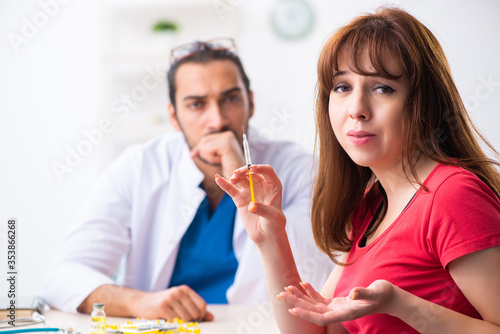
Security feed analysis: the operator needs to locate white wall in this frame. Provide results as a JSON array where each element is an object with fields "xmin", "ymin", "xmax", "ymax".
[
  {"xmin": 0, "ymin": 0, "xmax": 499, "ymax": 300},
  {"xmin": 0, "ymin": 0, "xmax": 102, "ymax": 302}
]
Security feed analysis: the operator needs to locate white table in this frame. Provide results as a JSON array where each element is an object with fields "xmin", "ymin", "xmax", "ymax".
[{"xmin": 43, "ymin": 305, "xmax": 280, "ymax": 334}]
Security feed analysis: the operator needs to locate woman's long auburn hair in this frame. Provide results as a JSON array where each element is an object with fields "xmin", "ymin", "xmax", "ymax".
[{"xmin": 312, "ymin": 7, "xmax": 500, "ymax": 264}]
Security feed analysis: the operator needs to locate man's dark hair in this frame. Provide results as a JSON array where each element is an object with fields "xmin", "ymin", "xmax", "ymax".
[{"xmin": 167, "ymin": 49, "xmax": 251, "ymax": 110}]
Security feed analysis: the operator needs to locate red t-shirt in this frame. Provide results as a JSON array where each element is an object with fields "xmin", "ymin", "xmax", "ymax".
[{"xmin": 334, "ymin": 164, "xmax": 500, "ymax": 333}]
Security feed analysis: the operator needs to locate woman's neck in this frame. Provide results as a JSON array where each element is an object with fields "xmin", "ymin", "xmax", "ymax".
[
  {"xmin": 371, "ymin": 155, "xmax": 438, "ymax": 203},
  {"xmin": 362, "ymin": 156, "xmax": 439, "ymax": 247}
]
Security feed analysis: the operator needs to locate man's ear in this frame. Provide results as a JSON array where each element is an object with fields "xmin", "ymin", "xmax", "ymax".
[
  {"xmin": 168, "ymin": 103, "xmax": 181, "ymax": 131},
  {"xmin": 248, "ymin": 90, "xmax": 254, "ymax": 119}
]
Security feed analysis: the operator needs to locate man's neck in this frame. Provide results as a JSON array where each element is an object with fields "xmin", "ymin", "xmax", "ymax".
[{"xmin": 195, "ymin": 160, "xmax": 225, "ymax": 212}]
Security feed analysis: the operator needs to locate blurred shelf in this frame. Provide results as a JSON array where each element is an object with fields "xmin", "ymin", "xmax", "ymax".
[{"xmin": 105, "ymin": 0, "xmax": 215, "ymax": 10}]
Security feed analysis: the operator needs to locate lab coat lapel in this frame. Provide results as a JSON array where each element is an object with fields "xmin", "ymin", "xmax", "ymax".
[
  {"xmin": 151, "ymin": 143, "xmax": 205, "ymax": 290},
  {"xmin": 232, "ymin": 211, "xmax": 247, "ymax": 260}
]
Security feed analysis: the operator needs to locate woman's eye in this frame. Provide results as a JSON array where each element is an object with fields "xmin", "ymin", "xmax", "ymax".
[
  {"xmin": 374, "ymin": 85, "xmax": 395, "ymax": 94},
  {"xmin": 333, "ymin": 85, "xmax": 350, "ymax": 93}
]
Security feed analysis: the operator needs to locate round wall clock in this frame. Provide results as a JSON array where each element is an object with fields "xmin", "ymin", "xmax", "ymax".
[{"xmin": 270, "ymin": 0, "xmax": 315, "ymax": 40}]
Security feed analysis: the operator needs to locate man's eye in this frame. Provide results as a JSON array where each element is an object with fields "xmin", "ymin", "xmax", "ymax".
[
  {"xmin": 333, "ymin": 85, "xmax": 350, "ymax": 93},
  {"xmin": 374, "ymin": 85, "xmax": 395, "ymax": 94},
  {"xmin": 224, "ymin": 95, "xmax": 241, "ymax": 103},
  {"xmin": 188, "ymin": 101, "xmax": 204, "ymax": 109}
]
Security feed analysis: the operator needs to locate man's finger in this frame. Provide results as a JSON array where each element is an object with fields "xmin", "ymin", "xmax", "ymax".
[
  {"xmin": 189, "ymin": 146, "xmax": 199, "ymax": 159},
  {"xmin": 203, "ymin": 310, "xmax": 215, "ymax": 322},
  {"xmin": 180, "ymin": 285, "xmax": 209, "ymax": 320},
  {"xmin": 190, "ymin": 142, "xmax": 222, "ymax": 165},
  {"xmin": 159, "ymin": 304, "xmax": 177, "ymax": 322},
  {"xmin": 169, "ymin": 300, "xmax": 193, "ymax": 321},
  {"xmin": 178, "ymin": 293, "xmax": 204, "ymax": 321}
]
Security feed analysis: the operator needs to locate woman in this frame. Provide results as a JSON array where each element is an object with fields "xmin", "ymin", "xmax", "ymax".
[{"xmin": 215, "ymin": 7, "xmax": 500, "ymax": 333}]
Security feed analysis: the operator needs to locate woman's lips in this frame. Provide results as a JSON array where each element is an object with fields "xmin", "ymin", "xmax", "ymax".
[{"xmin": 347, "ymin": 130, "xmax": 376, "ymax": 145}]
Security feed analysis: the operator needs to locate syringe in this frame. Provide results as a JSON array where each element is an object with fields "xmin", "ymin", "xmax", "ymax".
[{"xmin": 242, "ymin": 129, "xmax": 255, "ymax": 202}]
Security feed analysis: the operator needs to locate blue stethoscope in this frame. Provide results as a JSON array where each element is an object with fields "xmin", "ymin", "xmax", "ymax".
[{"xmin": 0, "ymin": 311, "xmax": 78, "ymax": 334}]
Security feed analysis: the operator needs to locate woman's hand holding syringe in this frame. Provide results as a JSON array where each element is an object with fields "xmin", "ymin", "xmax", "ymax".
[{"xmin": 215, "ymin": 164, "xmax": 287, "ymax": 246}]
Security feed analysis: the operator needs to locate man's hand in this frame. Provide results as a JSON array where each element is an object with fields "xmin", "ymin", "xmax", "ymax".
[
  {"xmin": 135, "ymin": 285, "xmax": 214, "ymax": 322},
  {"xmin": 78, "ymin": 284, "xmax": 214, "ymax": 322},
  {"xmin": 190, "ymin": 130, "xmax": 245, "ymax": 179}
]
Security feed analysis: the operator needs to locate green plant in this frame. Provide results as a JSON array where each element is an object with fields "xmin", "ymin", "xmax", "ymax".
[{"xmin": 152, "ymin": 20, "xmax": 179, "ymax": 32}]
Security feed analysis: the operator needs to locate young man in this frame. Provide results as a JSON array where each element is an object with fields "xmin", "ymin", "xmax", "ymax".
[{"xmin": 44, "ymin": 39, "xmax": 333, "ymax": 321}]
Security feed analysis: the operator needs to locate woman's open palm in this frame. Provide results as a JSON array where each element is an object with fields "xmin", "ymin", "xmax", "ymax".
[{"xmin": 278, "ymin": 280, "xmax": 395, "ymax": 326}]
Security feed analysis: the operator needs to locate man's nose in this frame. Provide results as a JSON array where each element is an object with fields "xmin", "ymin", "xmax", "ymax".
[
  {"xmin": 348, "ymin": 90, "xmax": 371, "ymax": 121},
  {"xmin": 207, "ymin": 102, "xmax": 229, "ymax": 130}
]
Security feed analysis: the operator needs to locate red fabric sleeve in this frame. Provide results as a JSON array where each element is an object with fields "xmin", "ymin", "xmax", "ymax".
[{"xmin": 426, "ymin": 170, "xmax": 500, "ymax": 268}]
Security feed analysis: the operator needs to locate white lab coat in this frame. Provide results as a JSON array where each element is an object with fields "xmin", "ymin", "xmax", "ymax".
[{"xmin": 44, "ymin": 132, "xmax": 334, "ymax": 312}]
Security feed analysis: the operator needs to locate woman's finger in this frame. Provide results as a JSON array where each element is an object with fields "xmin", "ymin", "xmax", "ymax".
[
  {"xmin": 232, "ymin": 165, "xmax": 250, "ymax": 177},
  {"xmin": 300, "ymin": 282, "xmax": 331, "ymax": 304},
  {"xmin": 277, "ymin": 290, "xmax": 325, "ymax": 312},
  {"xmin": 232, "ymin": 165, "xmax": 280, "ymax": 185},
  {"xmin": 289, "ymin": 307, "xmax": 337, "ymax": 327},
  {"xmin": 285, "ymin": 285, "xmax": 308, "ymax": 299},
  {"xmin": 246, "ymin": 164, "xmax": 281, "ymax": 183},
  {"xmin": 348, "ymin": 279, "xmax": 392, "ymax": 302},
  {"xmin": 229, "ymin": 171, "xmax": 250, "ymax": 189},
  {"xmin": 215, "ymin": 174, "xmax": 241, "ymax": 198},
  {"xmin": 248, "ymin": 201, "xmax": 285, "ymax": 222},
  {"xmin": 348, "ymin": 287, "xmax": 375, "ymax": 302}
]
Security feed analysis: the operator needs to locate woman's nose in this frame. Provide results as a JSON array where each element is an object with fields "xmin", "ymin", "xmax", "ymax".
[{"xmin": 348, "ymin": 90, "xmax": 371, "ymax": 121}]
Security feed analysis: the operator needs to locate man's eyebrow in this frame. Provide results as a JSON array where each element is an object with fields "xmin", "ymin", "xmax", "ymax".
[
  {"xmin": 220, "ymin": 87, "xmax": 241, "ymax": 96},
  {"xmin": 182, "ymin": 87, "xmax": 242, "ymax": 101},
  {"xmin": 183, "ymin": 94, "xmax": 206, "ymax": 101}
]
